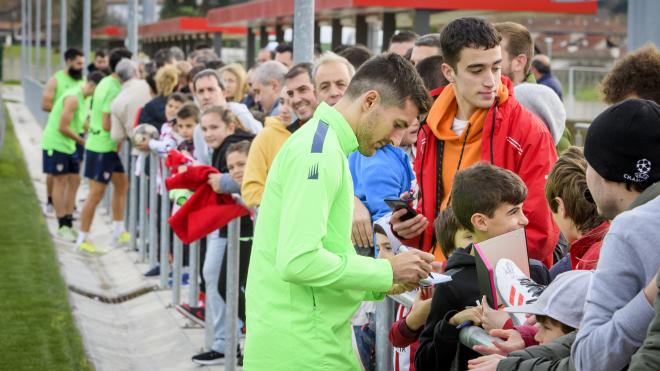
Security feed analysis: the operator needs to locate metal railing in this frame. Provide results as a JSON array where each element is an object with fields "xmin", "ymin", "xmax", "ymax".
[{"xmin": 125, "ymin": 148, "xmax": 244, "ymax": 370}]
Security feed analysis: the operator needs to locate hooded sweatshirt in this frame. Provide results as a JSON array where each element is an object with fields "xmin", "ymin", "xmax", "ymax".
[
  {"xmin": 415, "ymin": 246, "xmax": 481, "ymax": 371},
  {"xmin": 427, "ymin": 82, "xmax": 509, "ymax": 211},
  {"xmin": 403, "ymin": 77, "xmax": 558, "ymax": 266},
  {"xmin": 514, "ymin": 83, "xmax": 566, "ymax": 146}
]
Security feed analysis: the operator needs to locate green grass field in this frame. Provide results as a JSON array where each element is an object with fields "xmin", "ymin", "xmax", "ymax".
[{"xmin": 0, "ymin": 104, "xmax": 92, "ymax": 370}]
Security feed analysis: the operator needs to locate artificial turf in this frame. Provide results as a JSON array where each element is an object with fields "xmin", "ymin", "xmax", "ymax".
[{"xmin": 0, "ymin": 103, "xmax": 92, "ymax": 370}]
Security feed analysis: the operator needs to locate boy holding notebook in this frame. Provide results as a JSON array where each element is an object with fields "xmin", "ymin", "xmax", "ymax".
[{"xmin": 415, "ymin": 162, "xmax": 529, "ymax": 371}]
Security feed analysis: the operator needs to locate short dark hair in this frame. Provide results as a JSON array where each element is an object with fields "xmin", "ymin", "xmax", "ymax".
[
  {"xmin": 391, "ymin": 30, "xmax": 419, "ymax": 44},
  {"xmin": 536, "ymin": 315, "xmax": 575, "ymax": 335},
  {"xmin": 285, "ymin": 62, "xmax": 313, "ymax": 82},
  {"xmin": 338, "ymin": 44, "xmax": 373, "ymax": 70},
  {"xmin": 434, "ymin": 207, "xmax": 463, "ymax": 259},
  {"xmin": 94, "ymin": 50, "xmax": 106, "ymax": 58},
  {"xmin": 176, "ymin": 102, "xmax": 200, "ymax": 122},
  {"xmin": 275, "ymin": 44, "xmax": 293, "ymax": 55},
  {"xmin": 601, "ymin": 44, "xmax": 660, "ymax": 105},
  {"xmin": 451, "ymin": 163, "xmax": 527, "ymax": 232},
  {"xmin": 187, "ymin": 64, "xmax": 206, "ymax": 85},
  {"xmin": 154, "ymin": 48, "xmax": 174, "ymax": 68},
  {"xmin": 546, "ymin": 147, "xmax": 607, "ymax": 234},
  {"xmin": 64, "ymin": 48, "xmax": 83, "ymax": 61},
  {"xmin": 532, "ymin": 58, "xmax": 551, "ymax": 75},
  {"xmin": 440, "ymin": 17, "xmax": 501, "ymax": 69},
  {"xmin": 205, "ymin": 59, "xmax": 226, "ymax": 70},
  {"xmin": 494, "ymin": 22, "xmax": 534, "ymax": 74},
  {"xmin": 226, "ymin": 140, "xmax": 251, "ymax": 157},
  {"xmin": 109, "ymin": 48, "xmax": 133, "ymax": 72},
  {"xmin": 415, "ymin": 55, "xmax": 449, "ymax": 91},
  {"xmin": 87, "ymin": 70, "xmax": 106, "ymax": 85},
  {"xmin": 332, "ymin": 44, "xmax": 350, "ymax": 54},
  {"xmin": 344, "ymin": 52, "xmax": 431, "ymax": 114},
  {"xmin": 168, "ymin": 92, "xmax": 188, "ymax": 104},
  {"xmin": 415, "ymin": 33, "xmax": 442, "ymax": 49}
]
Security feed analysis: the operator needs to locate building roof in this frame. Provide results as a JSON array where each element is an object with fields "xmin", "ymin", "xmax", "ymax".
[
  {"xmin": 139, "ymin": 17, "xmax": 246, "ymax": 40},
  {"xmin": 208, "ymin": 0, "xmax": 597, "ymax": 27}
]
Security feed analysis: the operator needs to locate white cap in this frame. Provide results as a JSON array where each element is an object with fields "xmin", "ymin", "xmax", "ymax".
[{"xmin": 505, "ymin": 270, "xmax": 593, "ymax": 329}]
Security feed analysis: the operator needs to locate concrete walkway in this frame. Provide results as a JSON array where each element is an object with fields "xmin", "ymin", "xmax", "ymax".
[{"xmin": 4, "ymin": 85, "xmax": 229, "ymax": 371}]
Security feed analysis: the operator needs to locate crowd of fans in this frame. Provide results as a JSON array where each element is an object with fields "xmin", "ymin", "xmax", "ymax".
[{"xmin": 37, "ymin": 15, "xmax": 660, "ymax": 370}]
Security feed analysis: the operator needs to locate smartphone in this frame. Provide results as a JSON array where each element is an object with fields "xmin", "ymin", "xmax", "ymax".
[{"xmin": 384, "ymin": 198, "xmax": 418, "ymax": 221}]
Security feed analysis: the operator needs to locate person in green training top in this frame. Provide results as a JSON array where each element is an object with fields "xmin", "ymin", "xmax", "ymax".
[
  {"xmin": 244, "ymin": 53, "xmax": 436, "ymax": 370},
  {"xmin": 41, "ymin": 70, "xmax": 105, "ymax": 241},
  {"xmin": 41, "ymin": 48, "xmax": 86, "ymax": 215},
  {"xmin": 76, "ymin": 48, "xmax": 133, "ymax": 253}
]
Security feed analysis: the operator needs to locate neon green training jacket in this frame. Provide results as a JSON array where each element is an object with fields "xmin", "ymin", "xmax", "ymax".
[{"xmin": 244, "ymin": 102, "xmax": 394, "ymax": 370}]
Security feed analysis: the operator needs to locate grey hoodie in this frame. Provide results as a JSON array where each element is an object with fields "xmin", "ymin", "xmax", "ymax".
[
  {"xmin": 572, "ymin": 189, "xmax": 660, "ymax": 371},
  {"xmin": 514, "ymin": 83, "xmax": 566, "ymax": 145}
]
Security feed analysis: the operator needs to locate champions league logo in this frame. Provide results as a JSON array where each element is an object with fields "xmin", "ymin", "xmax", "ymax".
[{"xmin": 624, "ymin": 159, "xmax": 651, "ymax": 183}]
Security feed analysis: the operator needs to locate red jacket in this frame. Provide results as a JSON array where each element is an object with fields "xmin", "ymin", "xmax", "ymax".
[
  {"xmin": 570, "ymin": 221, "xmax": 610, "ymax": 271},
  {"xmin": 406, "ymin": 77, "xmax": 559, "ymax": 266},
  {"xmin": 166, "ymin": 165, "xmax": 249, "ymax": 244}
]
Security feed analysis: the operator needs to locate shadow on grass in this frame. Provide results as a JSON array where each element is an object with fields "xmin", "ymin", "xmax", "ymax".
[{"xmin": 0, "ymin": 104, "xmax": 92, "ymax": 371}]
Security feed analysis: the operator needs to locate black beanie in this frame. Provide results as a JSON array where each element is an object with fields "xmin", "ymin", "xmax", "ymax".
[{"xmin": 584, "ymin": 99, "xmax": 660, "ymax": 186}]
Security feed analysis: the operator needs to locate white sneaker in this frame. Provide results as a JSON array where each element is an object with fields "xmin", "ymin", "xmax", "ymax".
[
  {"xmin": 56, "ymin": 226, "xmax": 77, "ymax": 242},
  {"xmin": 495, "ymin": 258, "xmax": 546, "ymax": 325}
]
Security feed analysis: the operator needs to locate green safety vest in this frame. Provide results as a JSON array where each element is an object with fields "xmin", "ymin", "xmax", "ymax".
[{"xmin": 41, "ymin": 86, "xmax": 85, "ymax": 155}]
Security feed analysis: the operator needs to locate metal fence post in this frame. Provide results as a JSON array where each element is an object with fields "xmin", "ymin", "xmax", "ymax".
[
  {"xmin": 172, "ymin": 235, "xmax": 183, "ymax": 306},
  {"xmin": 122, "ymin": 143, "xmax": 130, "ymax": 230},
  {"xmin": 138, "ymin": 154, "xmax": 148, "ymax": 261},
  {"xmin": 59, "ymin": 0, "xmax": 66, "ymax": 69},
  {"xmin": 127, "ymin": 0, "xmax": 138, "ymax": 57},
  {"xmin": 293, "ymin": 0, "xmax": 315, "ymax": 64},
  {"xmin": 159, "ymin": 163, "xmax": 171, "ymax": 289},
  {"xmin": 375, "ymin": 297, "xmax": 394, "ymax": 371},
  {"xmin": 225, "ymin": 217, "xmax": 241, "ymax": 370},
  {"xmin": 148, "ymin": 152, "xmax": 159, "ymax": 269},
  {"xmin": 27, "ymin": 0, "xmax": 32, "ymax": 79},
  {"xmin": 82, "ymin": 0, "xmax": 90, "ymax": 77},
  {"xmin": 35, "ymin": 0, "xmax": 41, "ymax": 81},
  {"xmin": 21, "ymin": 0, "xmax": 26, "ymax": 77},
  {"xmin": 46, "ymin": 0, "xmax": 52, "ymax": 85},
  {"xmin": 128, "ymin": 154, "xmax": 138, "ymax": 251},
  {"xmin": 188, "ymin": 240, "xmax": 200, "ymax": 306}
]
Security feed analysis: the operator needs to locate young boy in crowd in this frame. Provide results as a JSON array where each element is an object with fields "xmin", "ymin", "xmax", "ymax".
[
  {"xmin": 545, "ymin": 147, "xmax": 609, "ymax": 277},
  {"xmin": 415, "ymin": 162, "xmax": 529, "ymax": 371},
  {"xmin": 389, "ymin": 207, "xmax": 473, "ymax": 371},
  {"xmin": 136, "ymin": 93, "xmax": 188, "ymax": 154},
  {"xmin": 467, "ymin": 270, "xmax": 593, "ymax": 371}
]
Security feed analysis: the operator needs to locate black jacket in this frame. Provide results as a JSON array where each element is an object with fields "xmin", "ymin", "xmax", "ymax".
[
  {"xmin": 415, "ymin": 245, "xmax": 481, "ymax": 371},
  {"xmin": 211, "ymin": 130, "xmax": 255, "ymax": 173},
  {"xmin": 138, "ymin": 95, "xmax": 168, "ymax": 131}
]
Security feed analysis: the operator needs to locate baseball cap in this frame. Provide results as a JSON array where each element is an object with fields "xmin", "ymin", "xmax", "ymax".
[
  {"xmin": 583, "ymin": 99, "xmax": 660, "ymax": 186},
  {"xmin": 505, "ymin": 270, "xmax": 593, "ymax": 329}
]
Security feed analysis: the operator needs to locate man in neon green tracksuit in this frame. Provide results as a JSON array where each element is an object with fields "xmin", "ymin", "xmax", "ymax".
[{"xmin": 244, "ymin": 54, "xmax": 435, "ymax": 370}]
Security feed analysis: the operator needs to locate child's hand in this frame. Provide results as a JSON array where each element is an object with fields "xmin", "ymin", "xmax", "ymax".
[
  {"xmin": 467, "ymin": 354, "xmax": 505, "ymax": 370},
  {"xmin": 449, "ymin": 306, "xmax": 482, "ymax": 327},
  {"xmin": 481, "ymin": 295, "xmax": 511, "ymax": 331},
  {"xmin": 473, "ymin": 329, "xmax": 525, "ymax": 356},
  {"xmin": 207, "ymin": 173, "xmax": 222, "ymax": 193},
  {"xmin": 405, "ymin": 287, "xmax": 435, "ymax": 331},
  {"xmin": 177, "ymin": 165, "xmax": 188, "ymax": 174}
]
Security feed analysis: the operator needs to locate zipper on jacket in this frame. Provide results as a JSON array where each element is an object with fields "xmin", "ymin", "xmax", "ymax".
[{"xmin": 311, "ymin": 287, "xmax": 317, "ymax": 309}]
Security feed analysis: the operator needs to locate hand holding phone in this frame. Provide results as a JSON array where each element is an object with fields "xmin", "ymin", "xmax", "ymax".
[{"xmin": 385, "ymin": 198, "xmax": 418, "ymax": 221}]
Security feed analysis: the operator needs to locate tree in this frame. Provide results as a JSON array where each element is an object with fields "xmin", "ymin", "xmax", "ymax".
[{"xmin": 67, "ymin": 0, "xmax": 107, "ymax": 48}]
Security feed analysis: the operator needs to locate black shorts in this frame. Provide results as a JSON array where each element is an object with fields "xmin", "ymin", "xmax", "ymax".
[
  {"xmin": 42, "ymin": 149, "xmax": 80, "ymax": 175},
  {"xmin": 84, "ymin": 149, "xmax": 125, "ymax": 184}
]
